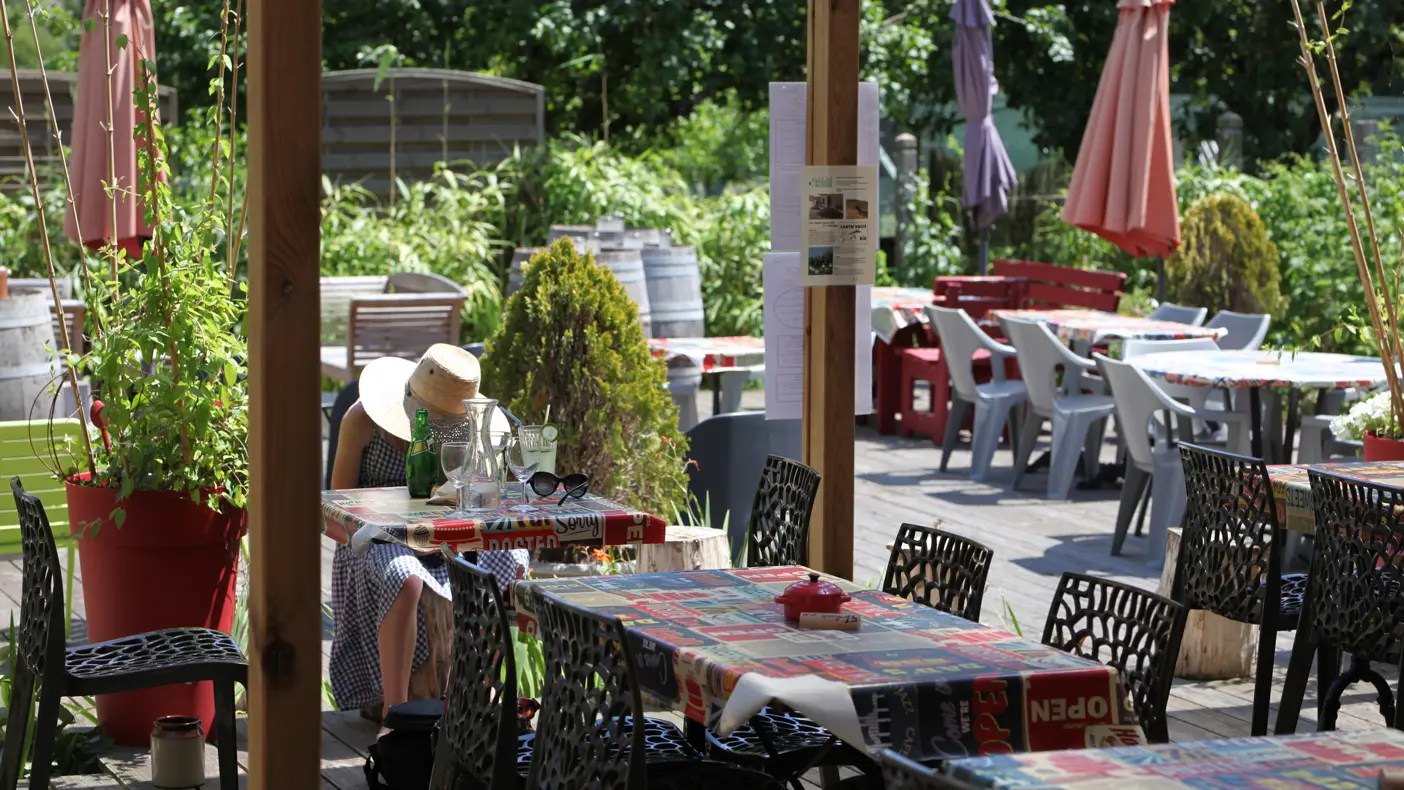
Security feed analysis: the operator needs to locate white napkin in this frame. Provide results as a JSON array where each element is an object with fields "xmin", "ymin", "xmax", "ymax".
[{"xmin": 716, "ymin": 673, "xmax": 867, "ymax": 752}]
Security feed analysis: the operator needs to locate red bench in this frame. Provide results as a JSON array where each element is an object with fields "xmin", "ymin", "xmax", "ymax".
[
  {"xmin": 897, "ymin": 277, "xmax": 1024, "ymax": 441},
  {"xmin": 991, "ymin": 259, "xmax": 1126, "ymax": 312}
]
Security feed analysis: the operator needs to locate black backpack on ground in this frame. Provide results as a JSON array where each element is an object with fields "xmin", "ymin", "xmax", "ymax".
[{"xmin": 364, "ymin": 698, "xmax": 443, "ymax": 790}]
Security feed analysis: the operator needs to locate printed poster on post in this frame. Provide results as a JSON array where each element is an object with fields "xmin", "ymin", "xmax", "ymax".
[{"xmin": 801, "ymin": 165, "xmax": 878, "ymax": 286}]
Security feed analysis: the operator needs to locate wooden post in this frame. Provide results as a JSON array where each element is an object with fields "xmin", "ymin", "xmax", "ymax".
[
  {"xmin": 246, "ymin": 0, "xmax": 323, "ymax": 786},
  {"xmin": 803, "ymin": 0, "xmax": 859, "ymax": 580}
]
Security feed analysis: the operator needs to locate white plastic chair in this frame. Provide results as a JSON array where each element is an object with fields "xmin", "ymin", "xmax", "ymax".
[
  {"xmin": 928, "ymin": 306, "xmax": 1027, "ymax": 482},
  {"xmin": 1147, "ymin": 302, "xmax": 1208, "ymax": 326},
  {"xmin": 1205, "ymin": 310, "xmax": 1271, "ymax": 351},
  {"xmin": 1001, "ymin": 317, "xmax": 1116, "ymax": 499},
  {"xmin": 1096, "ymin": 353, "xmax": 1250, "ymax": 567},
  {"xmin": 1122, "ymin": 337, "xmax": 1234, "ymax": 430}
]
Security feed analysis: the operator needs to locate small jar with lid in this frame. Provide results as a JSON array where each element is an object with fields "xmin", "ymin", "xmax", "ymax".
[{"xmin": 151, "ymin": 715, "xmax": 206, "ymax": 788}]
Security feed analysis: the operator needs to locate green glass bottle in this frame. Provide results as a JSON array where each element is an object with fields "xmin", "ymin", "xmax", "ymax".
[{"xmin": 406, "ymin": 408, "xmax": 437, "ymax": 499}]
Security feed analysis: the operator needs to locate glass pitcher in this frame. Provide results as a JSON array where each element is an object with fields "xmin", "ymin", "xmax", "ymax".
[{"xmin": 461, "ymin": 397, "xmax": 502, "ymax": 512}]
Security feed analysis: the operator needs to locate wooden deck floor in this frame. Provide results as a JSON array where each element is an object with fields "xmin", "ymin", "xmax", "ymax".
[{"xmin": 4, "ymin": 399, "xmax": 1395, "ymax": 786}]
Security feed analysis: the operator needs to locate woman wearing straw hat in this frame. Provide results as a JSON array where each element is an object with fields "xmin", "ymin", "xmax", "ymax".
[{"xmin": 327, "ymin": 344, "xmax": 526, "ymax": 724}]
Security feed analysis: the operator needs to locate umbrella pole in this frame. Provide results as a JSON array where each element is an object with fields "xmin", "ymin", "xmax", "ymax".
[
  {"xmin": 978, "ymin": 226, "xmax": 990, "ymax": 276},
  {"xmin": 1157, "ymin": 257, "xmax": 1166, "ymax": 303}
]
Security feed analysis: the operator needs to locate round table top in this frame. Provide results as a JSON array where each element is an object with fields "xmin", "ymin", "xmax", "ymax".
[{"xmin": 1132, "ymin": 349, "xmax": 1388, "ymax": 389}]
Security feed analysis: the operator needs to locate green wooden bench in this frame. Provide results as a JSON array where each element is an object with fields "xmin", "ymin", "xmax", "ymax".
[{"xmin": 0, "ymin": 418, "xmax": 83, "ymax": 554}]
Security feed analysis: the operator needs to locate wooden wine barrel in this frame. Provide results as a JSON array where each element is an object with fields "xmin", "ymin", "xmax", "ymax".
[
  {"xmin": 509, "ymin": 240, "xmax": 604, "ymax": 296},
  {"xmin": 0, "ymin": 291, "xmax": 58, "ymax": 421},
  {"xmin": 548, "ymin": 224, "xmax": 595, "ymax": 244},
  {"xmin": 596, "ymin": 249, "xmax": 652, "ymax": 337},
  {"xmin": 641, "ymin": 245, "xmax": 705, "ymax": 338},
  {"xmin": 628, "ymin": 228, "xmax": 671, "ymax": 248},
  {"xmin": 507, "ymin": 247, "xmax": 542, "ymax": 297}
]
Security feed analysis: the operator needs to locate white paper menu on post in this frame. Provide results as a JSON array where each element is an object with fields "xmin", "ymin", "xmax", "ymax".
[
  {"xmin": 765, "ymin": 82, "xmax": 877, "ymax": 420},
  {"xmin": 763, "ymin": 256, "xmax": 872, "ymax": 421},
  {"xmin": 769, "ymin": 82, "xmax": 879, "ymax": 252}
]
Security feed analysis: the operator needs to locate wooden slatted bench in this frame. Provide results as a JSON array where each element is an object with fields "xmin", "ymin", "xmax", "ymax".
[{"xmin": 321, "ymin": 291, "xmax": 466, "ymax": 383}]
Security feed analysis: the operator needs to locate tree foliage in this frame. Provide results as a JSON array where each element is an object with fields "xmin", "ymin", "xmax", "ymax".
[
  {"xmin": 998, "ymin": 0, "xmax": 1404, "ymax": 164},
  {"xmin": 480, "ymin": 239, "xmax": 688, "ymax": 518}
]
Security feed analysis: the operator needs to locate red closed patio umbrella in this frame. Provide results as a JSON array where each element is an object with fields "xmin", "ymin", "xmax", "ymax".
[
  {"xmin": 63, "ymin": 0, "xmax": 159, "ymax": 259},
  {"xmin": 1062, "ymin": 0, "xmax": 1179, "ymax": 297}
]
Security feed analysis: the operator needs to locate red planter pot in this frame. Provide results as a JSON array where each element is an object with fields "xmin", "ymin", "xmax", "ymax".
[
  {"xmin": 65, "ymin": 478, "xmax": 245, "ymax": 746},
  {"xmin": 1364, "ymin": 431, "xmax": 1404, "ymax": 462}
]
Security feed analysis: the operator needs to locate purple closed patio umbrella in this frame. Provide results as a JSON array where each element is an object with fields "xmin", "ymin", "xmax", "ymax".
[{"xmin": 952, "ymin": 0, "xmax": 1017, "ymax": 273}]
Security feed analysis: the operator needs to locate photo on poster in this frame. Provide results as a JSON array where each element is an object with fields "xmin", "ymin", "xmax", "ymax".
[{"xmin": 808, "ymin": 246, "xmax": 835, "ymax": 276}]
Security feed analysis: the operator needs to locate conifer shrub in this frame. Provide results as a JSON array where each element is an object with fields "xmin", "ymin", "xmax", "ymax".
[
  {"xmin": 481, "ymin": 238, "xmax": 689, "ymax": 517},
  {"xmin": 1166, "ymin": 192, "xmax": 1285, "ymax": 318}
]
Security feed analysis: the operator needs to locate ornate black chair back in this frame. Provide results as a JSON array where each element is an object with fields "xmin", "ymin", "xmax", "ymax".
[
  {"xmin": 746, "ymin": 455, "xmax": 820, "ymax": 568},
  {"xmin": 1305, "ymin": 468, "xmax": 1404, "ymax": 728},
  {"xmin": 1041, "ymin": 572, "xmax": 1187, "ymax": 743},
  {"xmin": 881, "ymin": 523, "xmax": 992, "ymax": 621},
  {"xmin": 1174, "ymin": 444, "xmax": 1286, "ymax": 624},
  {"xmin": 526, "ymin": 591, "xmax": 646, "ymax": 790},
  {"xmin": 9, "ymin": 478, "xmax": 65, "ymax": 688},
  {"xmin": 434, "ymin": 553, "xmax": 519, "ymax": 790}
]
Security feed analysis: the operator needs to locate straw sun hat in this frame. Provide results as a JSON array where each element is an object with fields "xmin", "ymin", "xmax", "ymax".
[{"xmin": 359, "ymin": 344, "xmax": 508, "ymax": 442}]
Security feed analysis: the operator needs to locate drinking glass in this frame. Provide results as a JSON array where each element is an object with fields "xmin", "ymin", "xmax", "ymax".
[
  {"xmin": 503, "ymin": 435, "xmax": 538, "ymax": 512},
  {"xmin": 519, "ymin": 424, "xmax": 559, "ymax": 475},
  {"xmin": 439, "ymin": 442, "xmax": 471, "ymax": 516}
]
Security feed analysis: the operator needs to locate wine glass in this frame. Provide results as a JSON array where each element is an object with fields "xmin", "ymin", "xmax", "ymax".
[
  {"xmin": 503, "ymin": 435, "xmax": 538, "ymax": 512},
  {"xmin": 439, "ymin": 442, "xmax": 470, "ymax": 517}
]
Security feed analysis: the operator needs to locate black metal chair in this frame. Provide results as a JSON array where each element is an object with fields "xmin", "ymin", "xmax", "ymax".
[
  {"xmin": 1173, "ymin": 443, "xmax": 1306, "ymax": 736},
  {"xmin": 1041, "ymin": 572, "xmax": 1186, "ymax": 743},
  {"xmin": 324, "ymin": 380, "xmax": 360, "ymax": 489},
  {"xmin": 882, "ymin": 523, "xmax": 993, "ymax": 621},
  {"xmin": 526, "ymin": 590, "xmax": 785, "ymax": 790},
  {"xmin": 877, "ymin": 749, "xmax": 978, "ymax": 789},
  {"xmin": 745, "ymin": 455, "xmax": 820, "ymax": 568},
  {"xmin": 1276, "ymin": 469, "xmax": 1404, "ymax": 733},
  {"xmin": 430, "ymin": 553, "xmax": 522, "ymax": 790},
  {"xmin": 4, "ymin": 479, "xmax": 247, "ymax": 790}
]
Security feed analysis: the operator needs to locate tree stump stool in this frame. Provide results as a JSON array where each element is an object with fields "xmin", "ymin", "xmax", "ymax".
[
  {"xmin": 1157, "ymin": 527, "xmax": 1257, "ymax": 680},
  {"xmin": 636, "ymin": 525, "xmax": 732, "ymax": 572}
]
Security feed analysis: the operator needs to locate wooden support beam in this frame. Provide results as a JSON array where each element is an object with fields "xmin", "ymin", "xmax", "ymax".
[
  {"xmin": 803, "ymin": 0, "xmax": 860, "ymax": 580},
  {"xmin": 246, "ymin": 0, "xmax": 323, "ymax": 786}
]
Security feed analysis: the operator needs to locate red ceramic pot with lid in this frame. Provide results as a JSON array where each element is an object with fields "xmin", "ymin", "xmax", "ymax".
[{"xmin": 775, "ymin": 572, "xmax": 852, "ymax": 620}]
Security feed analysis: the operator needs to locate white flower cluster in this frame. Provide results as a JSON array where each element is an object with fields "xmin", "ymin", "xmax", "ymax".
[{"xmin": 1331, "ymin": 390, "xmax": 1398, "ymax": 441}]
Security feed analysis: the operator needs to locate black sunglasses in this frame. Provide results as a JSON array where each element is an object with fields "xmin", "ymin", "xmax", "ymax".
[{"xmin": 529, "ymin": 472, "xmax": 589, "ymax": 505}]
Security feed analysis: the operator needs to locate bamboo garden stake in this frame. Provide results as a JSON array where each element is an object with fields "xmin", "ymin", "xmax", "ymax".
[
  {"xmin": 1290, "ymin": 0, "xmax": 1404, "ymax": 433},
  {"xmin": 0, "ymin": 0, "xmax": 96, "ymax": 476}
]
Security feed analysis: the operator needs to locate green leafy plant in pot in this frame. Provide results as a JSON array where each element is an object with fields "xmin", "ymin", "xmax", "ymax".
[
  {"xmin": 8, "ymin": 2, "xmax": 248, "ymax": 746},
  {"xmin": 1293, "ymin": 0, "xmax": 1404, "ymax": 462}
]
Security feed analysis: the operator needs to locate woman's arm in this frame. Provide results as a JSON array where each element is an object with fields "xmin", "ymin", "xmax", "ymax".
[{"xmin": 326, "ymin": 402, "xmax": 374, "ymax": 544}]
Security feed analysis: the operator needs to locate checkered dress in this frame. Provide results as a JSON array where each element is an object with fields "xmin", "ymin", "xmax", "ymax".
[{"xmin": 329, "ymin": 428, "xmax": 529, "ymax": 711}]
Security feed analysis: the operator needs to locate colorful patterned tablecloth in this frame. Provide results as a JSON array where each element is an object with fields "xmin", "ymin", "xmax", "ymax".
[
  {"xmin": 1267, "ymin": 461, "xmax": 1404, "ymax": 535},
  {"xmin": 648, "ymin": 336, "xmax": 766, "ymax": 373},
  {"xmin": 871, "ymin": 286, "xmax": 936, "ymax": 343},
  {"xmin": 946, "ymin": 727, "xmax": 1404, "ymax": 788},
  {"xmin": 1133, "ymin": 350, "xmax": 1388, "ymax": 390},
  {"xmin": 990, "ymin": 309, "xmax": 1226, "ymax": 345},
  {"xmin": 321, "ymin": 486, "xmax": 666, "ymax": 552},
  {"xmin": 513, "ymin": 566, "xmax": 1144, "ymax": 762}
]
